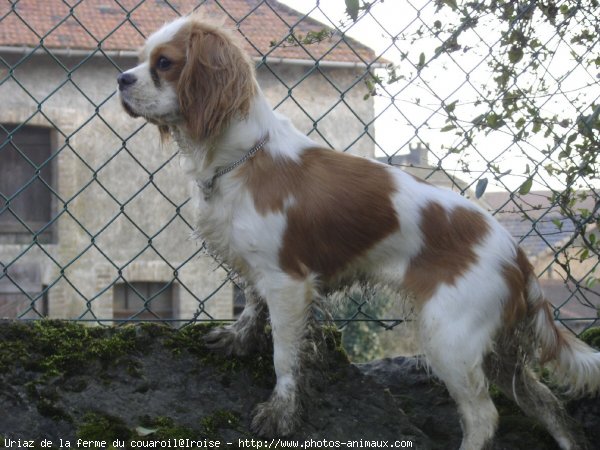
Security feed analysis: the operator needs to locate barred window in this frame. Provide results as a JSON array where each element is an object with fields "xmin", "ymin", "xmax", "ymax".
[{"xmin": 0, "ymin": 124, "xmax": 55, "ymax": 243}]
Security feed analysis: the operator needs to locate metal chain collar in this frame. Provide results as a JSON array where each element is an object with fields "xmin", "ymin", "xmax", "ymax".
[{"xmin": 200, "ymin": 136, "xmax": 268, "ymax": 200}]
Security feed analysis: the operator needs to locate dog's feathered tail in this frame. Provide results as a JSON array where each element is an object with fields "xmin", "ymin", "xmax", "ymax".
[{"xmin": 524, "ymin": 268, "xmax": 600, "ymax": 395}]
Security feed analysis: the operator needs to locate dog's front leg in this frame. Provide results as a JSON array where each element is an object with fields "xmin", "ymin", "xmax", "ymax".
[
  {"xmin": 204, "ymin": 287, "xmax": 269, "ymax": 356},
  {"xmin": 251, "ymin": 275, "xmax": 312, "ymax": 437}
]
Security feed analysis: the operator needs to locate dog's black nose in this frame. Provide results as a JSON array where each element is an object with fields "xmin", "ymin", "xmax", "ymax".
[{"xmin": 117, "ymin": 72, "xmax": 137, "ymax": 90}]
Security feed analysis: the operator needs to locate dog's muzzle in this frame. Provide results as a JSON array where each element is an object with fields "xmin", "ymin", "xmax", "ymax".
[
  {"xmin": 117, "ymin": 72, "xmax": 137, "ymax": 91},
  {"xmin": 117, "ymin": 72, "xmax": 141, "ymax": 118}
]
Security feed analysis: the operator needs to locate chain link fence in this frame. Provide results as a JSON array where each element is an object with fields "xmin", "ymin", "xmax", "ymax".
[{"xmin": 0, "ymin": 0, "xmax": 598, "ymax": 357}]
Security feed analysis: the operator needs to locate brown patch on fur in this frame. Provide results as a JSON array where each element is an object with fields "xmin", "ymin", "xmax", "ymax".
[
  {"xmin": 501, "ymin": 247, "xmax": 531, "ymax": 325},
  {"xmin": 240, "ymin": 148, "xmax": 400, "ymax": 280},
  {"xmin": 149, "ymin": 35, "xmax": 188, "ymax": 84},
  {"xmin": 157, "ymin": 125, "xmax": 171, "ymax": 143},
  {"xmin": 503, "ymin": 247, "xmax": 566, "ymax": 362},
  {"xmin": 238, "ymin": 147, "xmax": 295, "ymax": 215},
  {"xmin": 176, "ymin": 19, "xmax": 256, "ymax": 143},
  {"xmin": 403, "ymin": 202, "xmax": 490, "ymax": 302},
  {"xmin": 531, "ymin": 300, "xmax": 566, "ymax": 363},
  {"xmin": 144, "ymin": 25, "xmax": 192, "ymax": 142}
]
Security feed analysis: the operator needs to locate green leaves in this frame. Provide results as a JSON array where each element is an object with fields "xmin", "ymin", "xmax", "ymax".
[
  {"xmin": 508, "ymin": 45, "xmax": 524, "ymax": 64},
  {"xmin": 475, "ymin": 178, "xmax": 488, "ymax": 198},
  {"xmin": 282, "ymin": 29, "xmax": 332, "ymax": 46},
  {"xmin": 519, "ymin": 177, "xmax": 533, "ymax": 195},
  {"xmin": 441, "ymin": 0, "xmax": 458, "ymax": 10},
  {"xmin": 552, "ymin": 218, "xmax": 564, "ymax": 231},
  {"xmin": 485, "ymin": 112, "xmax": 505, "ymax": 129},
  {"xmin": 417, "ymin": 52, "xmax": 426, "ymax": 69},
  {"xmin": 472, "ymin": 112, "xmax": 506, "ymax": 131},
  {"xmin": 345, "ymin": 0, "xmax": 360, "ymax": 22},
  {"xmin": 444, "ymin": 100, "xmax": 458, "ymax": 114}
]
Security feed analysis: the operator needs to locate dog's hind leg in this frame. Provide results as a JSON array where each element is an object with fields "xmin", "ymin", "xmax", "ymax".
[
  {"xmin": 204, "ymin": 287, "xmax": 269, "ymax": 356},
  {"xmin": 250, "ymin": 274, "xmax": 313, "ymax": 437},
  {"xmin": 419, "ymin": 294, "xmax": 500, "ymax": 450},
  {"xmin": 485, "ymin": 337, "xmax": 589, "ymax": 450},
  {"xmin": 425, "ymin": 352, "xmax": 498, "ymax": 450}
]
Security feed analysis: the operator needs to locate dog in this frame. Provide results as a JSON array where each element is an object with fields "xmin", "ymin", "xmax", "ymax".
[{"xmin": 117, "ymin": 15, "xmax": 600, "ymax": 449}]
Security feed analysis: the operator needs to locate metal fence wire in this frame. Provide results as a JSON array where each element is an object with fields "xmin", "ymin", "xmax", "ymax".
[{"xmin": 0, "ymin": 0, "xmax": 598, "ymax": 353}]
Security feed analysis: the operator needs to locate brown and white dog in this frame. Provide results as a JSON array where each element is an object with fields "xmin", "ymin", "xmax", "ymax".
[{"xmin": 117, "ymin": 15, "xmax": 600, "ymax": 449}]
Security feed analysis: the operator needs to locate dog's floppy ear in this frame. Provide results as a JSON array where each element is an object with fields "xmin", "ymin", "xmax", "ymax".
[
  {"xmin": 157, "ymin": 124, "xmax": 171, "ymax": 144},
  {"xmin": 178, "ymin": 22, "xmax": 256, "ymax": 143}
]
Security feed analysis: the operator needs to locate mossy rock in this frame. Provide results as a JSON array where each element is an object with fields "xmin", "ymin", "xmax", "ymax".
[
  {"xmin": 165, "ymin": 322, "xmax": 276, "ymax": 385},
  {"xmin": 497, "ymin": 415, "xmax": 559, "ymax": 450},
  {"xmin": 1, "ymin": 320, "xmax": 597, "ymax": 448},
  {"xmin": 77, "ymin": 412, "xmax": 132, "ymax": 443},
  {"xmin": 200, "ymin": 410, "xmax": 241, "ymax": 439},
  {"xmin": 74, "ymin": 411, "xmax": 244, "ymax": 448},
  {"xmin": 137, "ymin": 416, "xmax": 199, "ymax": 440},
  {"xmin": 580, "ymin": 327, "xmax": 600, "ymax": 349},
  {"xmin": 0, "ymin": 320, "xmax": 143, "ymax": 378}
]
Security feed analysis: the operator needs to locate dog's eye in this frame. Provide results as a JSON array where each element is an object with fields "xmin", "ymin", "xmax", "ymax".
[{"xmin": 156, "ymin": 56, "xmax": 172, "ymax": 70}]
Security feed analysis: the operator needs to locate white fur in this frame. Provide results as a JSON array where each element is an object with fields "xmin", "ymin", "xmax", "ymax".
[
  {"xmin": 143, "ymin": 16, "xmax": 189, "ymax": 58},
  {"xmin": 120, "ymin": 60, "xmax": 179, "ymax": 121},
  {"xmin": 118, "ymin": 16, "xmax": 600, "ymax": 448}
]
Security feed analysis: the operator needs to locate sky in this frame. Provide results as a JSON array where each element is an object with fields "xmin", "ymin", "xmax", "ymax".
[{"xmin": 277, "ymin": 0, "xmax": 598, "ymax": 194}]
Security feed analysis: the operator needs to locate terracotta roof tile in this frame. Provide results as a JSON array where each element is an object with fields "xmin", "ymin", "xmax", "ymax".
[{"xmin": 0, "ymin": 0, "xmax": 378, "ymax": 64}]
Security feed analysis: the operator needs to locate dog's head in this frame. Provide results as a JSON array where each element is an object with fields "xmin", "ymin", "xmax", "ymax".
[{"xmin": 117, "ymin": 16, "xmax": 256, "ymax": 142}]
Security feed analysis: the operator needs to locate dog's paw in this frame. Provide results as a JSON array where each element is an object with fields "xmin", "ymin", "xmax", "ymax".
[
  {"xmin": 204, "ymin": 323, "xmax": 270, "ymax": 356},
  {"xmin": 250, "ymin": 394, "xmax": 300, "ymax": 437},
  {"xmin": 203, "ymin": 326, "xmax": 239, "ymax": 355}
]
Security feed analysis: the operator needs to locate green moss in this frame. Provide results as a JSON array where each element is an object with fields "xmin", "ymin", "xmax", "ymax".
[
  {"xmin": 166, "ymin": 323, "xmax": 238, "ymax": 371},
  {"xmin": 0, "ymin": 320, "xmax": 142, "ymax": 378},
  {"xmin": 25, "ymin": 380, "xmax": 40, "ymax": 398},
  {"xmin": 580, "ymin": 327, "xmax": 600, "ymax": 349},
  {"xmin": 489, "ymin": 384, "xmax": 560, "ymax": 448},
  {"xmin": 138, "ymin": 416, "xmax": 198, "ymax": 440},
  {"xmin": 489, "ymin": 384, "xmax": 521, "ymax": 416},
  {"xmin": 0, "ymin": 321, "xmax": 35, "ymax": 372},
  {"xmin": 63, "ymin": 376, "xmax": 89, "ymax": 393},
  {"xmin": 165, "ymin": 323, "xmax": 275, "ymax": 384},
  {"xmin": 200, "ymin": 410, "xmax": 240, "ymax": 438},
  {"xmin": 165, "ymin": 323, "xmax": 221, "ymax": 356},
  {"xmin": 87, "ymin": 326, "xmax": 140, "ymax": 362},
  {"xmin": 77, "ymin": 412, "xmax": 132, "ymax": 443},
  {"xmin": 136, "ymin": 322, "xmax": 173, "ymax": 339},
  {"xmin": 136, "ymin": 414, "xmax": 246, "ymax": 446},
  {"xmin": 320, "ymin": 325, "xmax": 350, "ymax": 365},
  {"xmin": 22, "ymin": 372, "xmax": 72, "ymax": 423},
  {"xmin": 36, "ymin": 397, "xmax": 72, "ymax": 423},
  {"xmin": 248, "ymin": 354, "xmax": 275, "ymax": 384},
  {"xmin": 497, "ymin": 415, "xmax": 558, "ymax": 449},
  {"xmin": 78, "ymin": 415, "xmax": 229, "ymax": 448},
  {"xmin": 125, "ymin": 360, "xmax": 144, "ymax": 379}
]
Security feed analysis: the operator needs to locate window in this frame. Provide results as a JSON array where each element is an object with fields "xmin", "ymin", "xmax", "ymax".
[
  {"xmin": 0, "ymin": 124, "xmax": 55, "ymax": 243},
  {"xmin": 0, "ymin": 264, "xmax": 44, "ymax": 318},
  {"xmin": 113, "ymin": 281, "xmax": 174, "ymax": 320}
]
